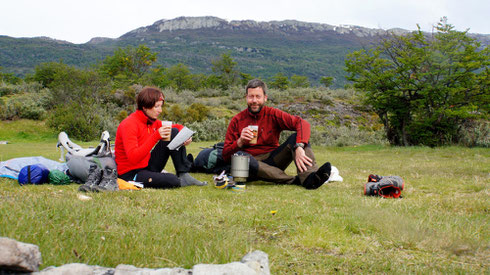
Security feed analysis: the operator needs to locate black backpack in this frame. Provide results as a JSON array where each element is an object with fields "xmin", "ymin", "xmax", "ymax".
[{"xmin": 192, "ymin": 142, "xmax": 230, "ymax": 174}]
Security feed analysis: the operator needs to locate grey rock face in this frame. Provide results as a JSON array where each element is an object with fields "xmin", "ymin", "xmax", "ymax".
[
  {"xmin": 114, "ymin": 264, "xmax": 191, "ymax": 275},
  {"xmin": 2, "ymin": 237, "xmax": 269, "ymax": 275},
  {"xmin": 193, "ymin": 262, "xmax": 258, "ymax": 275},
  {"xmin": 36, "ymin": 263, "xmax": 113, "ymax": 275},
  {"xmin": 241, "ymin": 250, "xmax": 270, "ymax": 275},
  {"xmin": 129, "ymin": 16, "xmax": 407, "ymax": 38},
  {"xmin": 0, "ymin": 237, "xmax": 42, "ymax": 273}
]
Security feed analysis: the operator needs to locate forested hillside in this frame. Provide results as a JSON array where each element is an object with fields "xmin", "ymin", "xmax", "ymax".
[{"xmin": 0, "ymin": 17, "xmax": 406, "ymax": 88}]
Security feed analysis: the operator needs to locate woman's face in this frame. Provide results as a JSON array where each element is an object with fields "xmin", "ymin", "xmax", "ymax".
[{"xmin": 143, "ymin": 100, "xmax": 163, "ymax": 120}]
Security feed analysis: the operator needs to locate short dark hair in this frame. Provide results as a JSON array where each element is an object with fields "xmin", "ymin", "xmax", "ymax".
[
  {"xmin": 136, "ymin": 86, "xmax": 165, "ymax": 110},
  {"xmin": 245, "ymin": 79, "xmax": 267, "ymax": 95}
]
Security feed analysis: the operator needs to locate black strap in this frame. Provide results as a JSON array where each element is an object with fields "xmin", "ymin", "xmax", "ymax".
[{"xmin": 27, "ymin": 165, "xmax": 31, "ymax": 184}]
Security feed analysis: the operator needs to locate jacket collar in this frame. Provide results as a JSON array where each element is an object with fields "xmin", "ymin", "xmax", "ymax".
[
  {"xmin": 134, "ymin": 109, "xmax": 153, "ymax": 124},
  {"xmin": 247, "ymin": 105, "xmax": 266, "ymax": 119}
]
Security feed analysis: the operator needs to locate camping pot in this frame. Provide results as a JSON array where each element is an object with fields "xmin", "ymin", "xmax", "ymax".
[{"xmin": 231, "ymin": 153, "xmax": 250, "ymax": 182}]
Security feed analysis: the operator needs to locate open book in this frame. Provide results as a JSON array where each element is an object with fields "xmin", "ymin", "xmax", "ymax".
[{"xmin": 167, "ymin": 126, "xmax": 195, "ymax": 150}]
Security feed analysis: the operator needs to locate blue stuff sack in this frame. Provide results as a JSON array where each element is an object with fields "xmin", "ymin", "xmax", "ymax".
[{"xmin": 18, "ymin": 164, "xmax": 50, "ymax": 185}]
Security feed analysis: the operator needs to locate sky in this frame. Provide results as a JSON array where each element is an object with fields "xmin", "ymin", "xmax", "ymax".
[{"xmin": 1, "ymin": 0, "xmax": 489, "ymax": 44}]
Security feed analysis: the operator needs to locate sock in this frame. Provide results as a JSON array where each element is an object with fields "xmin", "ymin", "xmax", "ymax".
[
  {"xmin": 179, "ymin": 173, "xmax": 207, "ymax": 187},
  {"xmin": 302, "ymin": 162, "xmax": 331, "ymax": 190}
]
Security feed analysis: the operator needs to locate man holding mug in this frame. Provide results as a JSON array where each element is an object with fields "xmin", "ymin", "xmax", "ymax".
[{"xmin": 222, "ymin": 79, "xmax": 331, "ymax": 189}]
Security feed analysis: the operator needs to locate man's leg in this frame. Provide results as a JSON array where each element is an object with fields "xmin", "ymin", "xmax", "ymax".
[
  {"xmin": 260, "ymin": 134, "xmax": 317, "ymax": 183},
  {"xmin": 262, "ymin": 133, "xmax": 330, "ymax": 189},
  {"xmin": 238, "ymin": 151, "xmax": 296, "ymax": 184}
]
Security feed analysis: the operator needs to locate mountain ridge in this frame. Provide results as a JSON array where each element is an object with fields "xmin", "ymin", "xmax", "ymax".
[{"xmin": 1, "ymin": 16, "xmax": 488, "ymax": 87}]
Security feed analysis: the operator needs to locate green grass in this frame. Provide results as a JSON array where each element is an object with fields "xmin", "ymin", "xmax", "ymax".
[{"xmin": 0, "ymin": 121, "xmax": 489, "ymax": 273}]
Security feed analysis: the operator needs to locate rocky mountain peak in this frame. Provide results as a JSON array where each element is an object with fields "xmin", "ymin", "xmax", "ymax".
[
  {"xmin": 126, "ymin": 16, "xmax": 408, "ymax": 38},
  {"xmin": 154, "ymin": 16, "xmax": 228, "ymax": 32}
]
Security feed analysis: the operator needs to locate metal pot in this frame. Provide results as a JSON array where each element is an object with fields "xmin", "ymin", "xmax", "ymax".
[{"xmin": 231, "ymin": 154, "xmax": 250, "ymax": 182}]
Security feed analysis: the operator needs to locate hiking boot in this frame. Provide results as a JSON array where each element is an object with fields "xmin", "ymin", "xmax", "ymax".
[
  {"xmin": 179, "ymin": 173, "xmax": 207, "ymax": 187},
  {"xmin": 95, "ymin": 167, "xmax": 119, "ymax": 191},
  {"xmin": 380, "ymin": 176, "xmax": 405, "ymax": 190},
  {"xmin": 364, "ymin": 175, "xmax": 404, "ymax": 196},
  {"xmin": 368, "ymin": 174, "xmax": 382, "ymax": 182},
  {"xmin": 78, "ymin": 164, "xmax": 102, "ymax": 192},
  {"xmin": 364, "ymin": 181, "xmax": 379, "ymax": 196},
  {"xmin": 302, "ymin": 162, "xmax": 331, "ymax": 190}
]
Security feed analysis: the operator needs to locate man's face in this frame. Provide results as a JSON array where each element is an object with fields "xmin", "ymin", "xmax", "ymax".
[{"xmin": 246, "ymin": 87, "xmax": 267, "ymax": 113}]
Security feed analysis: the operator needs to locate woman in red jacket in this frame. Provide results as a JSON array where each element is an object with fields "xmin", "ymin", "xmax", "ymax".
[{"xmin": 115, "ymin": 87, "xmax": 206, "ymax": 188}]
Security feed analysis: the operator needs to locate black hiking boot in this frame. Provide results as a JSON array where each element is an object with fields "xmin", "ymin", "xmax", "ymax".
[
  {"xmin": 95, "ymin": 167, "xmax": 119, "ymax": 191},
  {"xmin": 302, "ymin": 162, "xmax": 331, "ymax": 190},
  {"xmin": 78, "ymin": 164, "xmax": 102, "ymax": 192}
]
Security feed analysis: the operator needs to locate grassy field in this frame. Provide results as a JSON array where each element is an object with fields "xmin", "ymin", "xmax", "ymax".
[{"xmin": 0, "ymin": 121, "xmax": 488, "ymax": 274}]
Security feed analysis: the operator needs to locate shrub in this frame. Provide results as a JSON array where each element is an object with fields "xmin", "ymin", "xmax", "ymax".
[
  {"xmin": 225, "ymin": 86, "xmax": 243, "ymax": 100},
  {"xmin": 162, "ymin": 89, "xmax": 196, "ymax": 106},
  {"xmin": 185, "ymin": 103, "xmax": 210, "ymax": 123},
  {"xmin": 329, "ymin": 88, "xmax": 358, "ymax": 100},
  {"xmin": 457, "ymin": 120, "xmax": 489, "ymax": 147},
  {"xmin": 187, "ymin": 118, "xmax": 229, "ymax": 141},
  {"xmin": 309, "ymin": 126, "xmax": 387, "ymax": 147},
  {"xmin": 47, "ymin": 102, "xmax": 102, "ymax": 141},
  {"xmin": 195, "ymin": 88, "xmax": 227, "ymax": 98},
  {"xmin": 0, "ymin": 82, "xmax": 44, "ymax": 97},
  {"xmin": 0, "ymin": 88, "xmax": 50, "ymax": 120}
]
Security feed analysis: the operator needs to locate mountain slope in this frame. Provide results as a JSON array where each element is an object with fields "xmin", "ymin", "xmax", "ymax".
[{"xmin": 1, "ymin": 16, "xmax": 488, "ymax": 87}]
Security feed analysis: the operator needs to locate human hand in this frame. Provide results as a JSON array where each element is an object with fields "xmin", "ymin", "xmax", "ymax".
[
  {"xmin": 294, "ymin": 146, "xmax": 313, "ymax": 173},
  {"xmin": 237, "ymin": 127, "xmax": 254, "ymax": 148},
  {"xmin": 183, "ymin": 137, "xmax": 192, "ymax": 146},
  {"xmin": 158, "ymin": 126, "xmax": 172, "ymax": 140}
]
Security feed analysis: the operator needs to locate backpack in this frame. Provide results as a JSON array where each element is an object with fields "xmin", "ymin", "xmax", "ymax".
[
  {"xmin": 192, "ymin": 142, "xmax": 230, "ymax": 174},
  {"xmin": 364, "ymin": 174, "xmax": 405, "ymax": 198},
  {"xmin": 18, "ymin": 164, "xmax": 50, "ymax": 185},
  {"xmin": 66, "ymin": 155, "xmax": 116, "ymax": 183},
  {"xmin": 58, "ymin": 131, "xmax": 116, "ymax": 183}
]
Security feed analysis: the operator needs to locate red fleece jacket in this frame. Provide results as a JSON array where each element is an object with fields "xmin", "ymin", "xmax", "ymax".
[
  {"xmin": 115, "ymin": 110, "xmax": 183, "ymax": 175},
  {"xmin": 222, "ymin": 106, "xmax": 310, "ymax": 162}
]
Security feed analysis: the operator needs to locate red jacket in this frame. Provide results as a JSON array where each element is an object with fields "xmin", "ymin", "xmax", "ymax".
[
  {"xmin": 115, "ymin": 110, "xmax": 183, "ymax": 175},
  {"xmin": 222, "ymin": 106, "xmax": 310, "ymax": 162}
]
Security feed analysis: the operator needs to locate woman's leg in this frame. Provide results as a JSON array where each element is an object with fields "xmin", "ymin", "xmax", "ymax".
[
  {"xmin": 146, "ymin": 128, "xmax": 179, "ymax": 172},
  {"xmin": 135, "ymin": 170, "xmax": 181, "ymax": 189},
  {"xmin": 119, "ymin": 168, "xmax": 181, "ymax": 189},
  {"xmin": 145, "ymin": 128, "xmax": 205, "ymax": 186}
]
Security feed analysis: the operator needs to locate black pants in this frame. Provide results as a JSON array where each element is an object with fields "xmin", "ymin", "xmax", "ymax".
[
  {"xmin": 237, "ymin": 134, "xmax": 319, "ymax": 185},
  {"xmin": 119, "ymin": 128, "xmax": 192, "ymax": 188}
]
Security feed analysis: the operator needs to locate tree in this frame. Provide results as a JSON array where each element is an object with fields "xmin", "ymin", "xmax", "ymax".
[
  {"xmin": 0, "ymin": 67, "xmax": 21, "ymax": 84},
  {"xmin": 166, "ymin": 63, "xmax": 196, "ymax": 92},
  {"xmin": 43, "ymin": 65, "xmax": 114, "ymax": 141},
  {"xmin": 290, "ymin": 75, "xmax": 310, "ymax": 88},
  {"xmin": 345, "ymin": 18, "xmax": 489, "ymax": 146},
  {"xmin": 100, "ymin": 45, "xmax": 157, "ymax": 85},
  {"xmin": 30, "ymin": 61, "xmax": 71, "ymax": 88},
  {"xmin": 240, "ymin": 72, "xmax": 254, "ymax": 87},
  {"xmin": 320, "ymin": 76, "xmax": 333, "ymax": 88},
  {"xmin": 269, "ymin": 73, "xmax": 290, "ymax": 90},
  {"xmin": 140, "ymin": 65, "xmax": 171, "ymax": 88},
  {"xmin": 211, "ymin": 53, "xmax": 240, "ymax": 90}
]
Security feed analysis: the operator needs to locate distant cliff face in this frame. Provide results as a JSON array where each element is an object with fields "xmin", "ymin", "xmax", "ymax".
[{"xmin": 125, "ymin": 16, "xmax": 408, "ymax": 38}]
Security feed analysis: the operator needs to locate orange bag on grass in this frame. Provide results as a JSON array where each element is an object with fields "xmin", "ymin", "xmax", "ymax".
[{"xmin": 117, "ymin": 178, "xmax": 142, "ymax": 190}]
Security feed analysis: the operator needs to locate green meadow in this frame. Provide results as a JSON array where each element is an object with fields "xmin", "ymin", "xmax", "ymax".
[{"xmin": 0, "ymin": 120, "xmax": 488, "ymax": 274}]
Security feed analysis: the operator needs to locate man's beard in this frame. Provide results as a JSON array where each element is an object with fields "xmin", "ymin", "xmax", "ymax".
[{"xmin": 248, "ymin": 103, "xmax": 263, "ymax": 114}]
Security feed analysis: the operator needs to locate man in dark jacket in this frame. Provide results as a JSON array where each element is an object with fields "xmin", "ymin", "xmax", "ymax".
[{"xmin": 223, "ymin": 79, "xmax": 331, "ymax": 189}]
